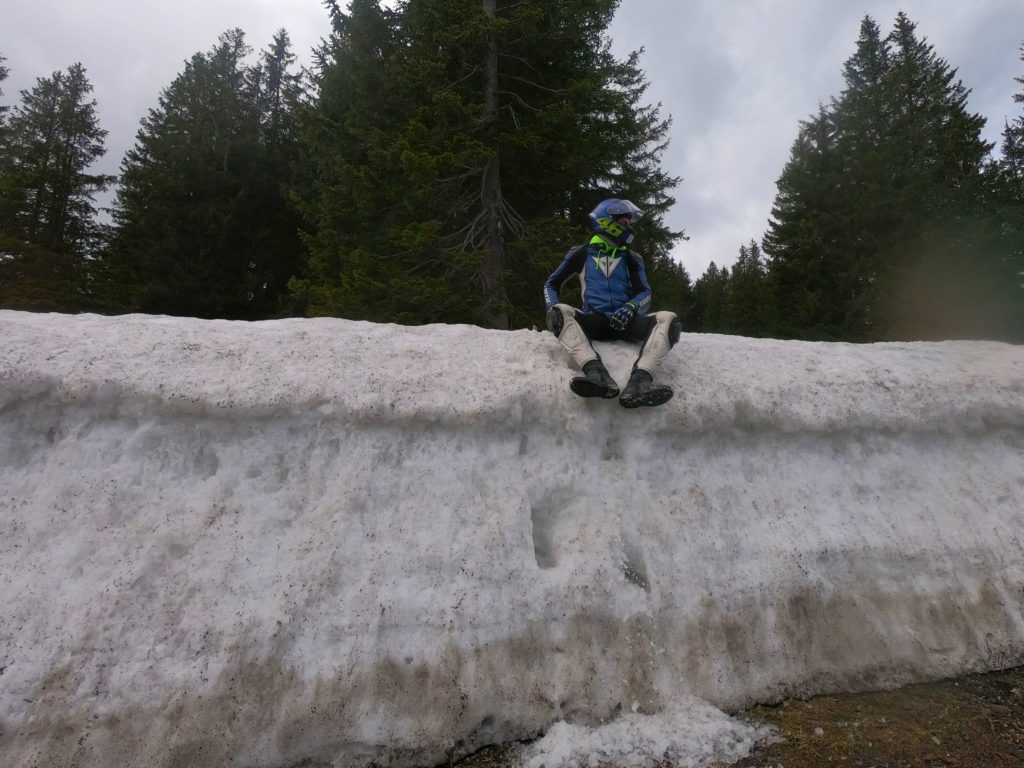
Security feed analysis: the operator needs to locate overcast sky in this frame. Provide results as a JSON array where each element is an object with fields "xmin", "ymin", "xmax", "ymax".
[{"xmin": 2, "ymin": 1, "xmax": 1022, "ymax": 279}]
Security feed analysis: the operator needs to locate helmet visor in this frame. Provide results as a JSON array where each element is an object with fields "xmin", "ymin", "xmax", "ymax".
[{"xmin": 605, "ymin": 199, "xmax": 644, "ymax": 223}]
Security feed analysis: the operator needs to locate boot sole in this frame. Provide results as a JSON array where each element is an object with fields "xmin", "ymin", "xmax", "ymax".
[
  {"xmin": 570, "ymin": 378, "xmax": 620, "ymax": 399},
  {"xmin": 619, "ymin": 386, "xmax": 673, "ymax": 408}
]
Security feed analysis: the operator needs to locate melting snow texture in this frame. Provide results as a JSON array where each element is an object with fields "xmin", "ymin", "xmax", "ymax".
[{"xmin": 1, "ymin": 310, "xmax": 1023, "ymax": 768}]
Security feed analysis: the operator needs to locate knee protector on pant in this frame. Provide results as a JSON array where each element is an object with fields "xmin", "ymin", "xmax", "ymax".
[
  {"xmin": 669, "ymin": 317, "xmax": 682, "ymax": 346},
  {"xmin": 545, "ymin": 306, "xmax": 563, "ymax": 336},
  {"xmin": 637, "ymin": 311, "xmax": 679, "ymax": 375},
  {"xmin": 551, "ymin": 303, "xmax": 598, "ymax": 369}
]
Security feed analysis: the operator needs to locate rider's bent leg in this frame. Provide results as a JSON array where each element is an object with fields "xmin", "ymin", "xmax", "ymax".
[
  {"xmin": 547, "ymin": 303, "xmax": 599, "ymax": 370},
  {"xmin": 635, "ymin": 311, "xmax": 681, "ymax": 376}
]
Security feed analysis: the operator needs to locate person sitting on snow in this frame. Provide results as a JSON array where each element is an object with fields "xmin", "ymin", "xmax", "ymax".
[{"xmin": 543, "ymin": 198, "xmax": 682, "ymax": 408}]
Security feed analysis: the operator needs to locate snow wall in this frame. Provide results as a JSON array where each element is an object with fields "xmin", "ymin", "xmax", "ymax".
[{"xmin": 2, "ymin": 310, "xmax": 1024, "ymax": 768}]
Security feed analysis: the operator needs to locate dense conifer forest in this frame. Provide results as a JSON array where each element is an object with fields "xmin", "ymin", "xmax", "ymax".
[{"xmin": 1, "ymin": 4, "xmax": 1021, "ymax": 341}]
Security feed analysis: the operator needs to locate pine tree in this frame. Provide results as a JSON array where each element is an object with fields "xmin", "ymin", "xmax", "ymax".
[
  {"xmin": 878, "ymin": 14, "xmax": 1009, "ymax": 340},
  {"xmin": 692, "ymin": 262, "xmax": 730, "ymax": 333},
  {"xmin": 292, "ymin": 0, "xmax": 683, "ymax": 329},
  {"xmin": 764, "ymin": 18, "xmax": 902, "ymax": 341},
  {"xmin": 289, "ymin": 0, "xmax": 411, "ymax": 323},
  {"xmin": 0, "ymin": 63, "xmax": 112, "ymax": 311},
  {"xmin": 727, "ymin": 240, "xmax": 770, "ymax": 337},
  {"xmin": 764, "ymin": 13, "xmax": 1009, "ymax": 341},
  {"xmin": 763, "ymin": 105, "xmax": 847, "ymax": 339},
  {"xmin": 0, "ymin": 51, "xmax": 9, "ymax": 234},
  {"xmin": 252, "ymin": 30, "xmax": 301, "ymax": 150},
  {"xmin": 245, "ymin": 30, "xmax": 309, "ymax": 316},
  {"xmin": 989, "ymin": 42, "xmax": 1024, "ymax": 340},
  {"xmin": 0, "ymin": 52, "xmax": 9, "ymax": 124},
  {"xmin": 644, "ymin": 248, "xmax": 694, "ymax": 327},
  {"xmin": 1001, "ymin": 43, "xmax": 1024, "ymax": 186},
  {"xmin": 101, "ymin": 29, "xmax": 306, "ymax": 318}
]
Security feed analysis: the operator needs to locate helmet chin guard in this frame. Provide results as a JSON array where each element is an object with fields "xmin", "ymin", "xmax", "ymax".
[{"xmin": 589, "ymin": 198, "xmax": 644, "ymax": 245}]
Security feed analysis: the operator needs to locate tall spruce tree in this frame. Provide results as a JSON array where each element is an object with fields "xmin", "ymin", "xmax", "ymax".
[
  {"xmin": 0, "ymin": 63, "xmax": 112, "ymax": 311},
  {"xmin": 990, "ymin": 42, "xmax": 1024, "ymax": 339},
  {"xmin": 644, "ymin": 248, "xmax": 694, "ymax": 326},
  {"xmin": 726, "ymin": 240, "xmax": 770, "ymax": 337},
  {"xmin": 0, "ymin": 52, "xmax": 9, "ymax": 231},
  {"xmin": 292, "ymin": 0, "xmax": 684, "ymax": 329},
  {"xmin": 289, "ymin": 0, "xmax": 408, "ymax": 323},
  {"xmin": 878, "ymin": 15, "xmax": 1014, "ymax": 340},
  {"xmin": 101, "ymin": 29, "xmax": 305, "ymax": 318},
  {"xmin": 764, "ymin": 14, "xmax": 1013, "ymax": 341},
  {"xmin": 763, "ymin": 105, "xmax": 848, "ymax": 339},
  {"xmin": 1002, "ymin": 43, "xmax": 1024, "ymax": 185},
  {"xmin": 692, "ymin": 262, "xmax": 729, "ymax": 333},
  {"xmin": 246, "ymin": 30, "xmax": 309, "ymax": 316},
  {"xmin": 0, "ymin": 52, "xmax": 9, "ymax": 124}
]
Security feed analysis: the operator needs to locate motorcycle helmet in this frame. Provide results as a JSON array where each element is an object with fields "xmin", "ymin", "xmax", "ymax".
[{"xmin": 589, "ymin": 198, "xmax": 644, "ymax": 245}]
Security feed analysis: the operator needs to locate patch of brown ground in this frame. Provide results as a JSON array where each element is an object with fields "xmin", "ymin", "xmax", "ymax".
[
  {"xmin": 455, "ymin": 666, "xmax": 1024, "ymax": 768},
  {"xmin": 724, "ymin": 666, "xmax": 1024, "ymax": 768}
]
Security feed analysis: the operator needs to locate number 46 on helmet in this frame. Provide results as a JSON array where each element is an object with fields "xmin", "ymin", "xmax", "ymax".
[{"xmin": 589, "ymin": 198, "xmax": 644, "ymax": 246}]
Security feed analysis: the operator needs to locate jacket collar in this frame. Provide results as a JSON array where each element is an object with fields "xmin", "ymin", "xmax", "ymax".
[{"xmin": 590, "ymin": 234, "xmax": 626, "ymax": 253}]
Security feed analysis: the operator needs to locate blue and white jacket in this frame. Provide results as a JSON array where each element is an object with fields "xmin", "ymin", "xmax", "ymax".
[{"xmin": 543, "ymin": 235, "xmax": 653, "ymax": 317}]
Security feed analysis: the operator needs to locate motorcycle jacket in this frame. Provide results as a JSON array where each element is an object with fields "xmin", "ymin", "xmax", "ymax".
[{"xmin": 543, "ymin": 235, "xmax": 653, "ymax": 316}]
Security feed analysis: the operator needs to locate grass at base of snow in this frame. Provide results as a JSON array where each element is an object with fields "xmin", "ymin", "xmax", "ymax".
[{"xmin": 722, "ymin": 665, "xmax": 1024, "ymax": 768}]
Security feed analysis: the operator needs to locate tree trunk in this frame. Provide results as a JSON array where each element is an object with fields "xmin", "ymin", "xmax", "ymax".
[{"xmin": 481, "ymin": 0, "xmax": 509, "ymax": 329}]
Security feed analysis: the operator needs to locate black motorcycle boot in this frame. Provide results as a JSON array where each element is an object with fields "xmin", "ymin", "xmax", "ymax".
[
  {"xmin": 618, "ymin": 368, "xmax": 673, "ymax": 408},
  {"xmin": 570, "ymin": 359, "xmax": 620, "ymax": 399}
]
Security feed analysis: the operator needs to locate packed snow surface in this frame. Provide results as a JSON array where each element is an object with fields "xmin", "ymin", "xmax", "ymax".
[{"xmin": 1, "ymin": 310, "xmax": 1023, "ymax": 768}]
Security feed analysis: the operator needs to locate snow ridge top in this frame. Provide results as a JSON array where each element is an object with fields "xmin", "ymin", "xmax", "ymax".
[{"xmin": 1, "ymin": 311, "xmax": 1021, "ymax": 434}]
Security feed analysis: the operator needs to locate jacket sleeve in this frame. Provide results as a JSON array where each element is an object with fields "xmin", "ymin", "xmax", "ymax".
[
  {"xmin": 626, "ymin": 251, "xmax": 653, "ymax": 314},
  {"xmin": 543, "ymin": 245, "xmax": 587, "ymax": 309}
]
